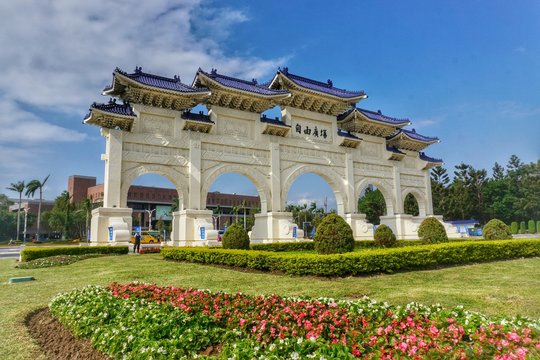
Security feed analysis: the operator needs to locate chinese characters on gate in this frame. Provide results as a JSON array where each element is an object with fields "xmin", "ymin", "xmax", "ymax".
[{"xmin": 295, "ymin": 123, "xmax": 328, "ymax": 139}]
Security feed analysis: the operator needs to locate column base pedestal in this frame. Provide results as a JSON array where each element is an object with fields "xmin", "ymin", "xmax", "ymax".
[
  {"xmin": 90, "ymin": 207, "xmax": 132, "ymax": 245},
  {"xmin": 380, "ymin": 214, "xmax": 460, "ymax": 240},
  {"xmin": 343, "ymin": 213, "xmax": 374, "ymax": 240},
  {"xmin": 250, "ymin": 212, "xmax": 304, "ymax": 243},
  {"xmin": 171, "ymin": 209, "xmax": 217, "ymax": 246}
]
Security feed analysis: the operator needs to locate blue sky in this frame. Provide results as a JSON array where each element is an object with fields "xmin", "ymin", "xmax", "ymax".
[{"xmin": 0, "ymin": 1, "xmax": 538, "ymax": 211}]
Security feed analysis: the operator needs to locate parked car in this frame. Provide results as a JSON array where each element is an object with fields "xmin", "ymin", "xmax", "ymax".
[{"xmin": 130, "ymin": 231, "xmax": 161, "ymax": 244}]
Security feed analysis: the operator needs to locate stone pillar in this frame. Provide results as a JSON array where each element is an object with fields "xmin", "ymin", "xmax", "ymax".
[
  {"xmin": 392, "ymin": 167, "xmax": 403, "ymax": 214},
  {"xmin": 344, "ymin": 151, "xmax": 356, "ymax": 214},
  {"xmin": 269, "ymin": 142, "xmax": 281, "ymax": 212},
  {"xmin": 102, "ymin": 128, "xmax": 123, "ymax": 208},
  {"xmin": 343, "ymin": 213, "xmax": 374, "ymax": 240},
  {"xmin": 424, "ymin": 171, "xmax": 434, "ymax": 215},
  {"xmin": 89, "ymin": 128, "xmax": 132, "ymax": 245},
  {"xmin": 188, "ymin": 139, "xmax": 202, "ymax": 210}
]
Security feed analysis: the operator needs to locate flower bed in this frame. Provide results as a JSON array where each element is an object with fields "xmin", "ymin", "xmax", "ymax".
[
  {"xmin": 139, "ymin": 246, "xmax": 161, "ymax": 254},
  {"xmin": 49, "ymin": 282, "xmax": 540, "ymax": 359},
  {"xmin": 16, "ymin": 254, "xmax": 105, "ymax": 269}
]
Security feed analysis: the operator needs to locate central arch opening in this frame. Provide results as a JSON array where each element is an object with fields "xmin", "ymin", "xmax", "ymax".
[
  {"xmin": 206, "ymin": 173, "xmax": 261, "ymax": 232},
  {"xmin": 358, "ymin": 184, "xmax": 389, "ymax": 225},
  {"xmin": 285, "ymin": 173, "xmax": 337, "ymax": 238},
  {"xmin": 127, "ymin": 173, "xmax": 179, "ymax": 242}
]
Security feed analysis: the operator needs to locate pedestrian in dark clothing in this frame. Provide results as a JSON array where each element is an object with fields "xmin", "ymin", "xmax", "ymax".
[{"xmin": 134, "ymin": 233, "xmax": 141, "ymax": 253}]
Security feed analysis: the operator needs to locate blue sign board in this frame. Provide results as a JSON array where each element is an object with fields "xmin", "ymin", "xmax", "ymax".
[
  {"xmin": 134, "ymin": 226, "xmax": 141, "ymax": 234},
  {"xmin": 292, "ymin": 226, "xmax": 297, "ymax": 239},
  {"xmin": 108, "ymin": 226, "xmax": 114, "ymax": 241},
  {"xmin": 200, "ymin": 226, "xmax": 206, "ymax": 240}
]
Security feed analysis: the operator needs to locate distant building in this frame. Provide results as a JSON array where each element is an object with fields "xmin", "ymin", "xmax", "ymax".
[
  {"xmin": 68, "ymin": 175, "xmax": 260, "ymax": 230},
  {"xmin": 8, "ymin": 199, "xmax": 54, "ymax": 240}
]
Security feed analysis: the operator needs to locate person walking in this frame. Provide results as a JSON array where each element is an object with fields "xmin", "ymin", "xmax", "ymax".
[{"xmin": 134, "ymin": 232, "xmax": 141, "ymax": 253}]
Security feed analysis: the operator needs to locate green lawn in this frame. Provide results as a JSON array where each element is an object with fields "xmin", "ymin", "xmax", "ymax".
[{"xmin": 1, "ymin": 254, "xmax": 539, "ymax": 360}]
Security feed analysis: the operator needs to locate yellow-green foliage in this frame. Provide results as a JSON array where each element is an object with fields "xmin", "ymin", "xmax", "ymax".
[
  {"xmin": 313, "ymin": 213, "xmax": 354, "ymax": 254},
  {"xmin": 222, "ymin": 223, "xmax": 250, "ymax": 250},
  {"xmin": 374, "ymin": 224, "xmax": 397, "ymax": 248},
  {"xmin": 483, "ymin": 219, "xmax": 513, "ymax": 240},
  {"xmin": 161, "ymin": 239, "xmax": 540, "ymax": 277},
  {"xmin": 418, "ymin": 217, "xmax": 448, "ymax": 243},
  {"xmin": 20, "ymin": 245, "xmax": 128, "ymax": 262}
]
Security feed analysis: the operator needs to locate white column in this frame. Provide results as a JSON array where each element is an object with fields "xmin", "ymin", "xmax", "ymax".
[
  {"xmin": 188, "ymin": 139, "xmax": 202, "ymax": 209},
  {"xmin": 102, "ymin": 128, "xmax": 123, "ymax": 208},
  {"xmin": 345, "ymin": 151, "xmax": 356, "ymax": 213},
  {"xmin": 270, "ymin": 142, "xmax": 281, "ymax": 212},
  {"xmin": 425, "ymin": 170, "xmax": 434, "ymax": 215},
  {"xmin": 392, "ymin": 167, "xmax": 403, "ymax": 214}
]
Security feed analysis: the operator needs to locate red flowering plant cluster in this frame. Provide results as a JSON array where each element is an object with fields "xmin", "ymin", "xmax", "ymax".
[
  {"xmin": 139, "ymin": 246, "xmax": 161, "ymax": 254},
  {"xmin": 100, "ymin": 282, "xmax": 540, "ymax": 359}
]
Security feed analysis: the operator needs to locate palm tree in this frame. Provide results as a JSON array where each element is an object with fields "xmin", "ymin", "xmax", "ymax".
[
  {"xmin": 25, "ymin": 175, "xmax": 50, "ymax": 240},
  {"xmin": 6, "ymin": 181, "xmax": 25, "ymax": 241},
  {"xmin": 80, "ymin": 198, "xmax": 92, "ymax": 241}
]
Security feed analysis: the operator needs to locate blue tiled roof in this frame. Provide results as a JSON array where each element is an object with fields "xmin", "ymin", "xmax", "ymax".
[
  {"xmin": 181, "ymin": 111, "xmax": 214, "ymax": 123},
  {"xmin": 196, "ymin": 68, "xmax": 289, "ymax": 96},
  {"xmin": 388, "ymin": 129, "xmax": 439, "ymax": 143},
  {"xmin": 386, "ymin": 146, "xmax": 406, "ymax": 155},
  {"xmin": 260, "ymin": 114, "xmax": 290, "ymax": 127},
  {"xmin": 337, "ymin": 129, "xmax": 361, "ymax": 139},
  {"xmin": 278, "ymin": 67, "xmax": 366, "ymax": 99},
  {"xmin": 87, "ymin": 99, "xmax": 135, "ymax": 118},
  {"xmin": 402, "ymin": 129, "xmax": 439, "ymax": 142},
  {"xmin": 111, "ymin": 67, "xmax": 209, "ymax": 94},
  {"xmin": 419, "ymin": 152, "xmax": 443, "ymax": 163},
  {"xmin": 359, "ymin": 108, "xmax": 410, "ymax": 125}
]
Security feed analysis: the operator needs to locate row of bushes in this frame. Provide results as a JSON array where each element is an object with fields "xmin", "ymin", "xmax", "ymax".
[
  {"xmin": 510, "ymin": 220, "xmax": 540, "ymax": 234},
  {"xmin": 20, "ymin": 245, "xmax": 129, "ymax": 262},
  {"xmin": 162, "ymin": 239, "xmax": 540, "ymax": 277}
]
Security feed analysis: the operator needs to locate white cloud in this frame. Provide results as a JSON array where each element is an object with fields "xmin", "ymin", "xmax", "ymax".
[{"xmin": 0, "ymin": 0, "xmax": 288, "ymax": 195}]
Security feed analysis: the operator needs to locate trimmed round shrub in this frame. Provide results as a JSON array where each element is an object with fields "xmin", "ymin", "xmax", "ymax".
[
  {"xmin": 528, "ymin": 220, "xmax": 536, "ymax": 234},
  {"xmin": 418, "ymin": 217, "xmax": 448, "ymax": 244},
  {"xmin": 374, "ymin": 224, "xmax": 397, "ymax": 248},
  {"xmin": 313, "ymin": 213, "xmax": 354, "ymax": 254},
  {"xmin": 519, "ymin": 221, "xmax": 527, "ymax": 234},
  {"xmin": 510, "ymin": 221, "xmax": 518, "ymax": 235},
  {"xmin": 222, "ymin": 223, "xmax": 250, "ymax": 250},
  {"xmin": 483, "ymin": 219, "xmax": 512, "ymax": 240}
]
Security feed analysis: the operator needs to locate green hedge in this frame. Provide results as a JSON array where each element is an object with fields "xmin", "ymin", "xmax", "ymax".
[
  {"xmin": 162, "ymin": 239, "xmax": 540, "ymax": 277},
  {"xmin": 250, "ymin": 239, "xmax": 469, "ymax": 252},
  {"xmin": 21, "ymin": 245, "xmax": 129, "ymax": 262}
]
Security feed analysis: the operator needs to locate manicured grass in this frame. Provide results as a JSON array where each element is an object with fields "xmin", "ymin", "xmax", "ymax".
[{"xmin": 1, "ymin": 255, "xmax": 539, "ymax": 359}]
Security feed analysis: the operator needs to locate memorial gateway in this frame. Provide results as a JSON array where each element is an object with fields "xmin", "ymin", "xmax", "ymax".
[{"xmin": 84, "ymin": 66, "xmax": 458, "ymax": 246}]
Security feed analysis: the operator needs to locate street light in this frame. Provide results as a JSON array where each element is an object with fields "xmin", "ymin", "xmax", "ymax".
[
  {"xmin": 145, "ymin": 209, "xmax": 156, "ymax": 230},
  {"xmin": 23, "ymin": 207, "xmax": 29, "ymax": 244}
]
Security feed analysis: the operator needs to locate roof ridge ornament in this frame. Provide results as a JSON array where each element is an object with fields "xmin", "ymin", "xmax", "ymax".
[
  {"xmin": 327, "ymin": 79, "xmax": 333, "ymax": 87},
  {"xmin": 252, "ymin": 78, "xmax": 257, "ymax": 85},
  {"xmin": 173, "ymin": 75, "xmax": 181, "ymax": 83},
  {"xmin": 134, "ymin": 66, "xmax": 142, "ymax": 74},
  {"xmin": 210, "ymin": 68, "xmax": 217, "ymax": 75}
]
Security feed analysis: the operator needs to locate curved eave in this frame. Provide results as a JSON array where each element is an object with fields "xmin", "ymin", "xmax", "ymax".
[
  {"xmin": 338, "ymin": 111, "xmax": 407, "ymax": 137},
  {"xmin": 272, "ymin": 73, "xmax": 367, "ymax": 103},
  {"xmin": 422, "ymin": 160, "xmax": 443, "ymax": 170},
  {"xmin": 194, "ymin": 72, "xmax": 291, "ymax": 100},
  {"xmin": 104, "ymin": 71, "xmax": 211, "ymax": 99},
  {"xmin": 83, "ymin": 108, "xmax": 135, "ymax": 131}
]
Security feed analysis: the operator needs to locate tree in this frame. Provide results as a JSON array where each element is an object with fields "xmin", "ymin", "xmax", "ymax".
[
  {"xmin": 44, "ymin": 191, "xmax": 73, "ymax": 239},
  {"xmin": 404, "ymin": 193, "xmax": 419, "ymax": 216},
  {"xmin": 6, "ymin": 181, "xmax": 25, "ymax": 241},
  {"xmin": 492, "ymin": 162, "xmax": 505, "ymax": 180},
  {"xmin": 25, "ymin": 175, "xmax": 50, "ymax": 240},
  {"xmin": 0, "ymin": 194, "xmax": 17, "ymax": 241},
  {"xmin": 430, "ymin": 166, "xmax": 450, "ymax": 218},
  {"xmin": 358, "ymin": 187, "xmax": 386, "ymax": 225}
]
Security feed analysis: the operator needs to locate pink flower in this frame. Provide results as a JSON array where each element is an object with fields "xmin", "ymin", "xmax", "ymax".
[{"xmin": 398, "ymin": 342, "xmax": 408, "ymax": 352}]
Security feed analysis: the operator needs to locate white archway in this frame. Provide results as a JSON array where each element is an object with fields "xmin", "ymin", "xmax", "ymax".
[
  {"xmin": 201, "ymin": 164, "xmax": 270, "ymax": 213},
  {"xmin": 281, "ymin": 164, "xmax": 348, "ymax": 215}
]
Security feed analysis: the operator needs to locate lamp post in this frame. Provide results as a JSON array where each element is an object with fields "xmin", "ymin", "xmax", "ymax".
[
  {"xmin": 145, "ymin": 209, "xmax": 156, "ymax": 230},
  {"xmin": 23, "ymin": 207, "xmax": 29, "ymax": 244}
]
